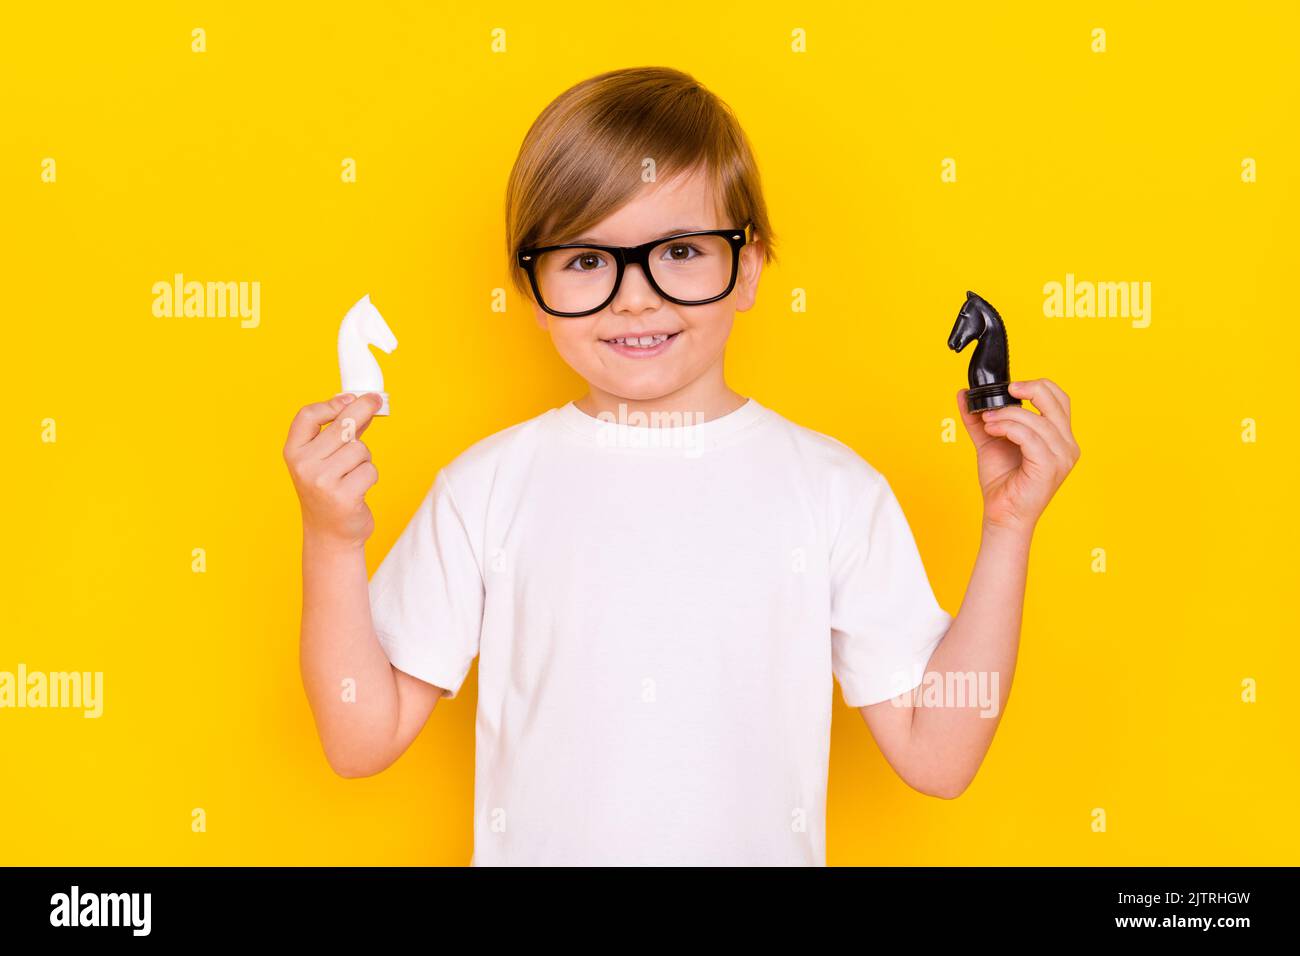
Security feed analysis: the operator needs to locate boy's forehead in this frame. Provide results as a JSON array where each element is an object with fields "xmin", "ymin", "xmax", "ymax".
[
  {"xmin": 574, "ymin": 170, "xmax": 723, "ymax": 244},
  {"xmin": 572, "ymin": 221, "xmax": 718, "ymax": 245}
]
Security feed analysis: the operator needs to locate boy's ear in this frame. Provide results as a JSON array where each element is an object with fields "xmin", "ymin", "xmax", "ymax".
[{"xmin": 732, "ymin": 239, "xmax": 765, "ymax": 313}]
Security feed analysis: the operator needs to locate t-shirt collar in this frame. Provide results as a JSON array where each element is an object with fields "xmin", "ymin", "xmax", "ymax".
[{"xmin": 552, "ymin": 396, "xmax": 769, "ymax": 454}]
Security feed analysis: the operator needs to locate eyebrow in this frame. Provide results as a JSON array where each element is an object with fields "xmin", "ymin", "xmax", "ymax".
[{"xmin": 570, "ymin": 226, "xmax": 709, "ymax": 245}]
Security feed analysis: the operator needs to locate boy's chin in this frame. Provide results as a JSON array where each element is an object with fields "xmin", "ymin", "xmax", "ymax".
[{"xmin": 591, "ymin": 375, "xmax": 686, "ymax": 405}]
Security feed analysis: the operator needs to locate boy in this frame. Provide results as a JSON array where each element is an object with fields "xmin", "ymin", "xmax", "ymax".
[{"xmin": 284, "ymin": 66, "xmax": 1079, "ymax": 865}]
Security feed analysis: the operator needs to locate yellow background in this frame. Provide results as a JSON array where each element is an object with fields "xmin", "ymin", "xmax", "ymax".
[{"xmin": 2, "ymin": 2, "xmax": 1295, "ymax": 865}]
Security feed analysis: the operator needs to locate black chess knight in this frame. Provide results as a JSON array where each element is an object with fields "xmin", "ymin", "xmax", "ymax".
[{"xmin": 949, "ymin": 291, "xmax": 1023, "ymax": 414}]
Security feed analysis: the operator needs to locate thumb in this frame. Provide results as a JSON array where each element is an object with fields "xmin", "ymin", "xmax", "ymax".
[
  {"xmin": 955, "ymin": 388, "xmax": 991, "ymax": 446},
  {"xmin": 334, "ymin": 392, "xmax": 385, "ymax": 439}
]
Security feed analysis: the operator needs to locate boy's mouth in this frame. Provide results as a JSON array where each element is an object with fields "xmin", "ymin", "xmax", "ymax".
[{"xmin": 599, "ymin": 330, "xmax": 681, "ymax": 358}]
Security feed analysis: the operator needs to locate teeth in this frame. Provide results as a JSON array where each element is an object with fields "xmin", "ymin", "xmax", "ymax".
[{"xmin": 610, "ymin": 333, "xmax": 670, "ymax": 347}]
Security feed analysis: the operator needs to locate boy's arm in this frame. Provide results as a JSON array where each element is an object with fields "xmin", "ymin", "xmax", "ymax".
[
  {"xmin": 299, "ymin": 533, "xmax": 447, "ymax": 778},
  {"xmin": 862, "ymin": 378, "xmax": 1078, "ymax": 798},
  {"xmin": 285, "ymin": 393, "xmax": 449, "ymax": 779},
  {"xmin": 859, "ymin": 523, "xmax": 1030, "ymax": 798}
]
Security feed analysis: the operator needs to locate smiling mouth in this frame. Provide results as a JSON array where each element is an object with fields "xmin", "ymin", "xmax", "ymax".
[
  {"xmin": 597, "ymin": 330, "xmax": 682, "ymax": 359},
  {"xmin": 600, "ymin": 331, "xmax": 681, "ymax": 349}
]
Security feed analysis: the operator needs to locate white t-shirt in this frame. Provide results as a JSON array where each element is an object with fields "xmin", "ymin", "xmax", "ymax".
[{"xmin": 367, "ymin": 397, "xmax": 953, "ymax": 865}]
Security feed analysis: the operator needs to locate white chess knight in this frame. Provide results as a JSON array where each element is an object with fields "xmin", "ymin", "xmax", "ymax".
[{"xmin": 338, "ymin": 294, "xmax": 397, "ymax": 415}]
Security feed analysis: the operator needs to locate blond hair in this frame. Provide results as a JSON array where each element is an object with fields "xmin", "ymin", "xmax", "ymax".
[{"xmin": 504, "ymin": 66, "xmax": 777, "ymax": 299}]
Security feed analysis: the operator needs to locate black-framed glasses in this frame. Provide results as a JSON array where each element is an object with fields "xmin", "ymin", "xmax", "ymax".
[{"xmin": 517, "ymin": 223, "xmax": 751, "ymax": 317}]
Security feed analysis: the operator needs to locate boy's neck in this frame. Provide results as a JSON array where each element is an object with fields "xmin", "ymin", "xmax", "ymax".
[{"xmin": 575, "ymin": 375, "xmax": 747, "ymax": 425}]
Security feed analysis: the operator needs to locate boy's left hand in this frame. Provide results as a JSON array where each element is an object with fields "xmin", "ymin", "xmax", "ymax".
[{"xmin": 957, "ymin": 378, "xmax": 1080, "ymax": 537}]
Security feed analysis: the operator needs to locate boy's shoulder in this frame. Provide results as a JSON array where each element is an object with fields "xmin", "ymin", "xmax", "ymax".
[
  {"xmin": 762, "ymin": 403, "xmax": 888, "ymax": 497},
  {"xmin": 439, "ymin": 402, "xmax": 553, "ymax": 473},
  {"xmin": 429, "ymin": 405, "xmax": 559, "ymax": 516}
]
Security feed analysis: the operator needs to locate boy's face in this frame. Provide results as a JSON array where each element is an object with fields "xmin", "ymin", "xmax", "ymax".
[{"xmin": 530, "ymin": 166, "xmax": 764, "ymax": 405}]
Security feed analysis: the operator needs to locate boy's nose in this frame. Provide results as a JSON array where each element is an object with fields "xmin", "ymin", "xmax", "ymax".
[{"xmin": 611, "ymin": 263, "xmax": 660, "ymax": 310}]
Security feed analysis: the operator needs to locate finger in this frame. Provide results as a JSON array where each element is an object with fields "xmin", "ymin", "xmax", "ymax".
[
  {"xmin": 284, "ymin": 394, "xmax": 356, "ymax": 455},
  {"xmin": 981, "ymin": 405, "xmax": 1071, "ymax": 461},
  {"xmin": 1009, "ymin": 379, "xmax": 1070, "ymax": 438},
  {"xmin": 310, "ymin": 393, "xmax": 385, "ymax": 461},
  {"xmin": 320, "ymin": 415, "xmax": 377, "ymax": 463},
  {"xmin": 980, "ymin": 417, "xmax": 1055, "ymax": 474},
  {"xmin": 1037, "ymin": 378, "xmax": 1071, "ymax": 417},
  {"xmin": 1014, "ymin": 378, "xmax": 1079, "ymax": 459},
  {"xmin": 956, "ymin": 389, "xmax": 1001, "ymax": 450},
  {"xmin": 339, "ymin": 460, "xmax": 379, "ymax": 497},
  {"xmin": 1037, "ymin": 379, "xmax": 1079, "ymax": 458},
  {"xmin": 322, "ymin": 437, "xmax": 371, "ymax": 479}
]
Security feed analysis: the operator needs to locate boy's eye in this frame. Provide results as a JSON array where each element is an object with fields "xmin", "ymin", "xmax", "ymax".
[
  {"xmin": 563, "ymin": 251, "xmax": 608, "ymax": 272},
  {"xmin": 660, "ymin": 243, "xmax": 702, "ymax": 262}
]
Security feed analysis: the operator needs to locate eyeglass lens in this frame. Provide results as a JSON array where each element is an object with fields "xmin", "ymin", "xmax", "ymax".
[{"xmin": 533, "ymin": 234, "xmax": 734, "ymax": 313}]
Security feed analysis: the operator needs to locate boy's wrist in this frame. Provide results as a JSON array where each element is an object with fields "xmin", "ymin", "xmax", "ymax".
[
  {"xmin": 979, "ymin": 517, "xmax": 1034, "ymax": 553},
  {"xmin": 302, "ymin": 526, "xmax": 368, "ymax": 558}
]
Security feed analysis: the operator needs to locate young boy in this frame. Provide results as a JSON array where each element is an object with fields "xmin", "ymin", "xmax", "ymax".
[{"xmin": 284, "ymin": 67, "xmax": 1079, "ymax": 866}]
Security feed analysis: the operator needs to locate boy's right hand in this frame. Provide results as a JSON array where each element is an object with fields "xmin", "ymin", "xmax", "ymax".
[{"xmin": 283, "ymin": 392, "xmax": 386, "ymax": 550}]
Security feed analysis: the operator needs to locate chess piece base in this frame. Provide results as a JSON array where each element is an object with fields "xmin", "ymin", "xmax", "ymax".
[{"xmin": 966, "ymin": 383, "xmax": 1021, "ymax": 414}]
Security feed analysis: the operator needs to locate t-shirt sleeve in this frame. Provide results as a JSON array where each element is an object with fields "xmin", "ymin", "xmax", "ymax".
[
  {"xmin": 830, "ymin": 471, "xmax": 953, "ymax": 708},
  {"xmin": 367, "ymin": 468, "xmax": 485, "ymax": 700}
]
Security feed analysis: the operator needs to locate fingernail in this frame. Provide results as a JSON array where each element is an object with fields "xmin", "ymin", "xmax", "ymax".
[
  {"xmin": 1010, "ymin": 381, "xmax": 1023, "ymax": 389},
  {"xmin": 338, "ymin": 393, "xmax": 356, "ymax": 405}
]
